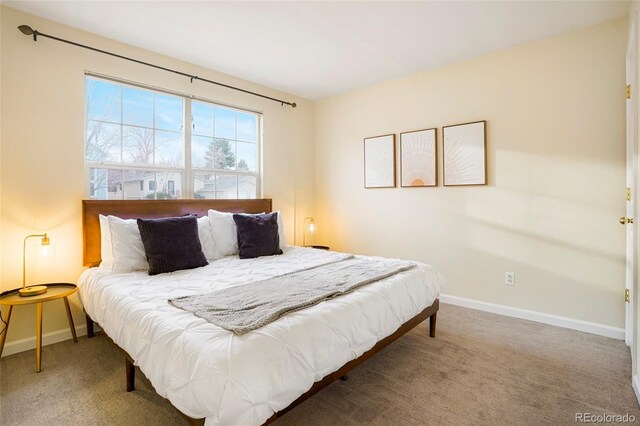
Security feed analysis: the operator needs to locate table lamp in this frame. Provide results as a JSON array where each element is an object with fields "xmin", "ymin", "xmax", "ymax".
[
  {"xmin": 303, "ymin": 217, "xmax": 315, "ymax": 247},
  {"xmin": 20, "ymin": 233, "xmax": 50, "ymax": 297}
]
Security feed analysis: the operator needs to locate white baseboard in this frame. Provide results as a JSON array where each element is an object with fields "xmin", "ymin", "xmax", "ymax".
[
  {"xmin": 1, "ymin": 324, "xmax": 87, "ymax": 358},
  {"xmin": 439, "ymin": 294, "xmax": 625, "ymax": 340},
  {"xmin": 633, "ymin": 375, "xmax": 640, "ymax": 405}
]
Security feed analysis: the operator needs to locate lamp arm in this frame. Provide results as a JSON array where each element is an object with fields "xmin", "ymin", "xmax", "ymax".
[{"xmin": 23, "ymin": 234, "xmax": 47, "ymax": 289}]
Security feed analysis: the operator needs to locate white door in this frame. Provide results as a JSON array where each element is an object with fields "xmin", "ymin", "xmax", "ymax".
[{"xmin": 625, "ymin": 12, "xmax": 637, "ymax": 348}]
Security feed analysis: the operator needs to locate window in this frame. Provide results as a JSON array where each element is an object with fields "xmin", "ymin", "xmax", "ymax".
[
  {"xmin": 85, "ymin": 76, "xmax": 261, "ymax": 200},
  {"xmin": 191, "ymin": 100, "xmax": 259, "ymax": 200}
]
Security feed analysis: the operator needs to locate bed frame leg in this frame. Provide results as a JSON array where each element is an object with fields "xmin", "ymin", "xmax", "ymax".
[
  {"xmin": 85, "ymin": 312, "xmax": 94, "ymax": 338},
  {"xmin": 429, "ymin": 312, "xmax": 437, "ymax": 338},
  {"xmin": 126, "ymin": 357, "xmax": 135, "ymax": 392}
]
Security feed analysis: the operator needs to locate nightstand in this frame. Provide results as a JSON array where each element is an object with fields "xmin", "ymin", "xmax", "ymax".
[{"xmin": 0, "ymin": 283, "xmax": 78, "ymax": 372}]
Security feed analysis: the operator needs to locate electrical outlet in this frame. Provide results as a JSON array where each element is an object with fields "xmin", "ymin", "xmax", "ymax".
[{"xmin": 505, "ymin": 272, "xmax": 515, "ymax": 286}]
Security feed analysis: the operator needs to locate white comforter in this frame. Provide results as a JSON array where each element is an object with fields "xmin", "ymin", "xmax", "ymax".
[{"xmin": 78, "ymin": 247, "xmax": 444, "ymax": 425}]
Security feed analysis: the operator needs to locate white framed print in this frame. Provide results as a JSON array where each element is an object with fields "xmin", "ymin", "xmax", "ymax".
[
  {"xmin": 400, "ymin": 128, "xmax": 437, "ymax": 187},
  {"xmin": 443, "ymin": 121, "xmax": 487, "ymax": 186},
  {"xmin": 364, "ymin": 134, "xmax": 396, "ymax": 188}
]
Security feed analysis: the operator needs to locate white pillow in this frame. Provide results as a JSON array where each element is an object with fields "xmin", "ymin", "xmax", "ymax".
[
  {"xmin": 208, "ymin": 209, "xmax": 287, "ymax": 259},
  {"xmin": 98, "ymin": 214, "xmax": 114, "ymax": 270},
  {"xmin": 208, "ymin": 210, "xmax": 239, "ymax": 258},
  {"xmin": 197, "ymin": 216, "xmax": 216, "ymax": 261},
  {"xmin": 276, "ymin": 211, "xmax": 287, "ymax": 249},
  {"xmin": 107, "ymin": 215, "xmax": 148, "ymax": 273}
]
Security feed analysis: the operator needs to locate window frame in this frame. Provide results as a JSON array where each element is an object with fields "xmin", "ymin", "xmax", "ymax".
[{"xmin": 84, "ymin": 73, "xmax": 262, "ymax": 200}]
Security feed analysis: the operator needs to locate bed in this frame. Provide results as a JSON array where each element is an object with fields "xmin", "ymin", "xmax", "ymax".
[{"xmin": 79, "ymin": 199, "xmax": 443, "ymax": 425}]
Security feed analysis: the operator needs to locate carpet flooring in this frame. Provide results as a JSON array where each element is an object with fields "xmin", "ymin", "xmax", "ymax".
[{"xmin": 1, "ymin": 303, "xmax": 638, "ymax": 426}]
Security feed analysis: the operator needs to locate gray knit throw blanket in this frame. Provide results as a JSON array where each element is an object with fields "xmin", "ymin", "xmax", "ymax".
[{"xmin": 169, "ymin": 255, "xmax": 416, "ymax": 335}]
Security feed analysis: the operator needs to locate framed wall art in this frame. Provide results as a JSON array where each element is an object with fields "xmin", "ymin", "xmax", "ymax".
[
  {"xmin": 442, "ymin": 120, "xmax": 487, "ymax": 186},
  {"xmin": 400, "ymin": 128, "xmax": 437, "ymax": 187},
  {"xmin": 364, "ymin": 134, "xmax": 396, "ymax": 188}
]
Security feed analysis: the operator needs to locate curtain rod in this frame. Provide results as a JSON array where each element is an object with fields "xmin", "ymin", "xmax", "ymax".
[{"xmin": 17, "ymin": 24, "xmax": 297, "ymax": 108}]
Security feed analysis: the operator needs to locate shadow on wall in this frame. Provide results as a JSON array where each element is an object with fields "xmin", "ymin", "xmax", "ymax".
[{"xmin": 315, "ymin": 142, "xmax": 625, "ymax": 326}]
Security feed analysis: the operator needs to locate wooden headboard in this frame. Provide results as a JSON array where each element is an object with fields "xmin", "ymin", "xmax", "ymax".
[{"xmin": 82, "ymin": 199, "xmax": 273, "ymax": 267}]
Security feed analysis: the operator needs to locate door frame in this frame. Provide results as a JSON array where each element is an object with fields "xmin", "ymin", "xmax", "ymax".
[
  {"xmin": 627, "ymin": 11, "xmax": 637, "ymax": 348},
  {"xmin": 628, "ymin": 6, "xmax": 639, "ymax": 374}
]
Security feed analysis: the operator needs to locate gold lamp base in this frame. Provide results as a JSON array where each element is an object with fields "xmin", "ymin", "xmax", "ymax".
[{"xmin": 19, "ymin": 285, "xmax": 48, "ymax": 297}]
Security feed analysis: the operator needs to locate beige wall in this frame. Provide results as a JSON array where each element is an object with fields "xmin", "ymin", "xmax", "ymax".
[
  {"xmin": 0, "ymin": 6, "xmax": 315, "ymax": 347},
  {"xmin": 0, "ymin": 6, "xmax": 628, "ymax": 353},
  {"xmin": 314, "ymin": 18, "xmax": 627, "ymax": 328}
]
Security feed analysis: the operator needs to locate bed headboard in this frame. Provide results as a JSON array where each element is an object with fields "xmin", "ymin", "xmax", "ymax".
[{"xmin": 82, "ymin": 199, "xmax": 273, "ymax": 267}]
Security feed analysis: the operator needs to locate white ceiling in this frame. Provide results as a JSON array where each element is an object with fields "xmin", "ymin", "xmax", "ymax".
[{"xmin": 5, "ymin": 1, "xmax": 631, "ymax": 100}]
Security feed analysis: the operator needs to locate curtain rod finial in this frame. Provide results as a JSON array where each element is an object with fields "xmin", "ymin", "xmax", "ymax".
[
  {"xmin": 291, "ymin": 102, "xmax": 297, "ymax": 108},
  {"xmin": 18, "ymin": 25, "xmax": 34, "ymax": 35}
]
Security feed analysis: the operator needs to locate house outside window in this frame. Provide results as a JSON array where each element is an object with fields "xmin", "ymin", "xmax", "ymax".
[{"xmin": 85, "ymin": 75, "xmax": 261, "ymax": 200}]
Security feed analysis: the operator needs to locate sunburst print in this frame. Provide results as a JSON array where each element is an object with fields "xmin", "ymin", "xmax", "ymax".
[
  {"xmin": 364, "ymin": 134, "xmax": 396, "ymax": 188},
  {"xmin": 401, "ymin": 128, "xmax": 436, "ymax": 187},
  {"xmin": 443, "ymin": 121, "xmax": 486, "ymax": 186}
]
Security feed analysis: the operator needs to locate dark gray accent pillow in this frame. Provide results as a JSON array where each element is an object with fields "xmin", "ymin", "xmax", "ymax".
[
  {"xmin": 233, "ymin": 212, "xmax": 283, "ymax": 259},
  {"xmin": 137, "ymin": 215, "xmax": 208, "ymax": 275}
]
